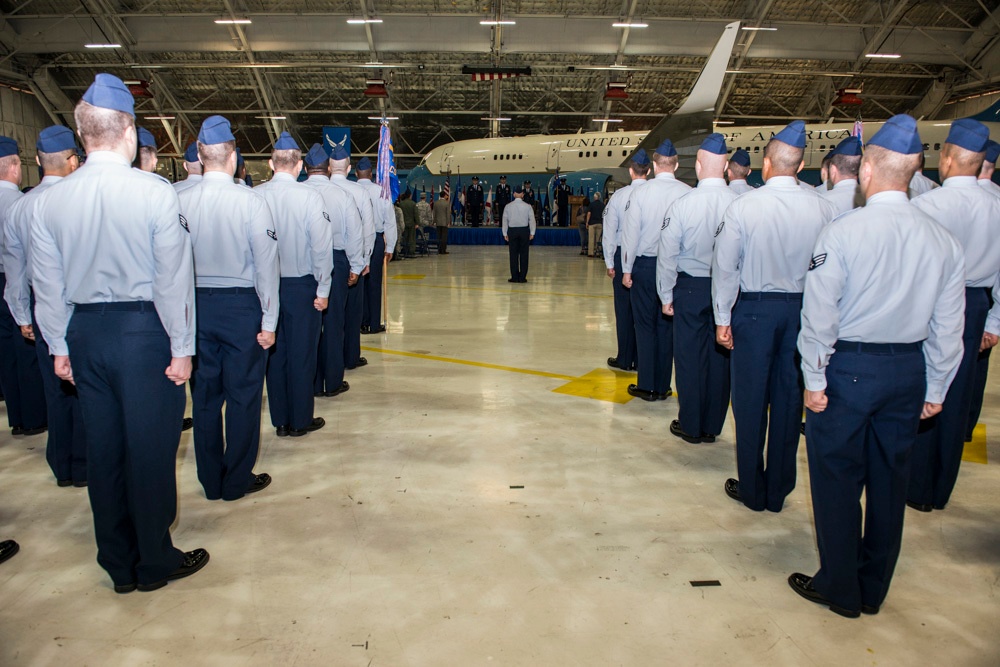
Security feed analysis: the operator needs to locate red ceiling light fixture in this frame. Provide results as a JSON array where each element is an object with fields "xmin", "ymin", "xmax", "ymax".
[
  {"xmin": 364, "ymin": 78, "xmax": 389, "ymax": 98},
  {"xmin": 123, "ymin": 79, "xmax": 153, "ymax": 98},
  {"xmin": 604, "ymin": 81, "xmax": 628, "ymax": 101},
  {"xmin": 833, "ymin": 87, "xmax": 863, "ymax": 106}
]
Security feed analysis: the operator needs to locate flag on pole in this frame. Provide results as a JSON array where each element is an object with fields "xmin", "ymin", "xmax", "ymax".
[
  {"xmin": 430, "ymin": 184, "xmax": 436, "ymax": 207},
  {"xmin": 442, "ymin": 175, "xmax": 450, "ymax": 201},
  {"xmin": 485, "ymin": 187, "xmax": 493, "ymax": 224},
  {"xmin": 452, "ymin": 171, "xmax": 463, "ymax": 218},
  {"xmin": 376, "ymin": 121, "xmax": 400, "ymax": 203},
  {"xmin": 852, "ymin": 115, "xmax": 864, "ymax": 144}
]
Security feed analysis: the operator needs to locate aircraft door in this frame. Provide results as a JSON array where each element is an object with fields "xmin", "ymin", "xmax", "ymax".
[{"xmin": 547, "ymin": 141, "xmax": 561, "ymax": 171}]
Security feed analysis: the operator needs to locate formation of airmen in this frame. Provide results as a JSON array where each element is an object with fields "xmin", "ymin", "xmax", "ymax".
[{"xmin": 604, "ymin": 114, "xmax": 999, "ymax": 618}]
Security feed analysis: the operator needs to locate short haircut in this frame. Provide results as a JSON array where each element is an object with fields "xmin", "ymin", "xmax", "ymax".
[
  {"xmin": 197, "ymin": 140, "xmax": 236, "ymax": 170},
  {"xmin": 74, "ymin": 100, "xmax": 133, "ymax": 152},
  {"xmin": 943, "ymin": 143, "xmax": 986, "ymax": 173},
  {"xmin": 356, "ymin": 168, "xmax": 373, "ymax": 179},
  {"xmin": 271, "ymin": 148, "xmax": 301, "ymax": 171},
  {"xmin": 593, "ymin": 192, "xmax": 602, "ymax": 200},
  {"xmin": 830, "ymin": 154, "xmax": 861, "ymax": 178},
  {"xmin": 763, "ymin": 140, "xmax": 804, "ymax": 174},
  {"xmin": 863, "ymin": 145, "xmax": 919, "ymax": 189},
  {"xmin": 330, "ymin": 157, "xmax": 350, "ymax": 175},
  {"xmin": 136, "ymin": 145, "xmax": 157, "ymax": 170},
  {"xmin": 305, "ymin": 159, "xmax": 329, "ymax": 174},
  {"xmin": 652, "ymin": 153, "xmax": 678, "ymax": 171},
  {"xmin": 0, "ymin": 154, "xmax": 19, "ymax": 179},
  {"xmin": 629, "ymin": 160, "xmax": 650, "ymax": 177},
  {"xmin": 38, "ymin": 148, "xmax": 76, "ymax": 172},
  {"xmin": 727, "ymin": 162, "xmax": 750, "ymax": 179}
]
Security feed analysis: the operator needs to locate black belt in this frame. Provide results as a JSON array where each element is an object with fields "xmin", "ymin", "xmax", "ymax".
[
  {"xmin": 195, "ymin": 287, "xmax": 256, "ymax": 295},
  {"xmin": 280, "ymin": 275, "xmax": 317, "ymax": 285},
  {"xmin": 75, "ymin": 301, "xmax": 154, "ymax": 312},
  {"xmin": 834, "ymin": 340, "xmax": 923, "ymax": 354},
  {"xmin": 740, "ymin": 291, "xmax": 802, "ymax": 301}
]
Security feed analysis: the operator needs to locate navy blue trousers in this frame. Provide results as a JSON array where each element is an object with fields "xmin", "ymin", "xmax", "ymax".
[
  {"xmin": 630, "ymin": 256, "xmax": 673, "ymax": 394},
  {"xmin": 508, "ymin": 226, "xmax": 530, "ymax": 281},
  {"xmin": 67, "ymin": 303, "xmax": 185, "ymax": 587},
  {"xmin": 806, "ymin": 342, "xmax": 925, "ymax": 613},
  {"xmin": 673, "ymin": 273, "xmax": 730, "ymax": 438},
  {"xmin": 611, "ymin": 249, "xmax": 636, "ymax": 369},
  {"xmin": 362, "ymin": 232, "xmax": 385, "ymax": 330},
  {"xmin": 192, "ymin": 288, "xmax": 267, "ymax": 501},
  {"xmin": 345, "ymin": 273, "xmax": 363, "ymax": 369},
  {"xmin": 32, "ymin": 296, "xmax": 86, "ymax": 483},
  {"xmin": 909, "ymin": 286, "xmax": 986, "ymax": 508},
  {"xmin": 266, "ymin": 276, "xmax": 321, "ymax": 430},
  {"xmin": 315, "ymin": 250, "xmax": 349, "ymax": 393},
  {"xmin": 731, "ymin": 293, "xmax": 803, "ymax": 512},
  {"xmin": 966, "ymin": 287, "xmax": 992, "ymax": 440},
  {"xmin": 0, "ymin": 273, "xmax": 47, "ymax": 430}
]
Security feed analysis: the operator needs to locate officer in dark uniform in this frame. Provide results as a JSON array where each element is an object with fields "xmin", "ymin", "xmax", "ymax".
[
  {"xmin": 495, "ymin": 175, "xmax": 512, "ymax": 224},
  {"xmin": 792, "ymin": 114, "xmax": 965, "ymax": 618},
  {"xmin": 713, "ymin": 121, "xmax": 837, "ymax": 512},
  {"xmin": 906, "ymin": 118, "xmax": 1000, "ymax": 512},
  {"xmin": 0, "ymin": 135, "xmax": 47, "ymax": 437},
  {"xmin": 4, "ymin": 125, "xmax": 86, "ymax": 486},
  {"xmin": 32, "ymin": 73, "xmax": 207, "ymax": 593},
  {"xmin": 556, "ymin": 177, "xmax": 570, "ymax": 227},
  {"xmin": 657, "ymin": 134, "xmax": 735, "ymax": 443},
  {"xmin": 178, "ymin": 115, "xmax": 278, "ymax": 501},
  {"xmin": 466, "ymin": 176, "xmax": 484, "ymax": 226},
  {"xmin": 256, "ymin": 132, "xmax": 332, "ymax": 437}
]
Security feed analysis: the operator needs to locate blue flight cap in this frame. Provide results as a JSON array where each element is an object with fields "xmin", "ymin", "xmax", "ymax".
[
  {"xmin": 36, "ymin": 126, "xmax": 76, "ymax": 154},
  {"xmin": 198, "ymin": 115, "xmax": 235, "ymax": 145},
  {"xmin": 946, "ymin": 118, "xmax": 990, "ymax": 153},
  {"xmin": 184, "ymin": 142, "xmax": 199, "ymax": 162},
  {"xmin": 631, "ymin": 148, "xmax": 649, "ymax": 166},
  {"xmin": 274, "ymin": 131, "xmax": 299, "ymax": 151},
  {"xmin": 699, "ymin": 133, "xmax": 727, "ymax": 155},
  {"xmin": 829, "ymin": 135, "xmax": 863, "ymax": 157},
  {"xmin": 0, "ymin": 135, "xmax": 18, "ymax": 158},
  {"xmin": 330, "ymin": 144, "xmax": 349, "ymax": 161},
  {"xmin": 773, "ymin": 120, "xmax": 807, "ymax": 149},
  {"xmin": 235, "ymin": 147, "xmax": 244, "ymax": 168},
  {"xmin": 513, "ymin": 185, "xmax": 524, "ymax": 194},
  {"xmin": 81, "ymin": 73, "xmax": 135, "ymax": 117},
  {"xmin": 304, "ymin": 143, "xmax": 328, "ymax": 167},
  {"xmin": 356, "ymin": 157, "xmax": 372, "ymax": 170},
  {"xmin": 867, "ymin": 114, "xmax": 923, "ymax": 155},
  {"xmin": 137, "ymin": 127, "xmax": 156, "ymax": 148},
  {"xmin": 654, "ymin": 139, "xmax": 677, "ymax": 157},
  {"xmin": 730, "ymin": 148, "xmax": 750, "ymax": 167},
  {"xmin": 985, "ymin": 139, "xmax": 1000, "ymax": 164}
]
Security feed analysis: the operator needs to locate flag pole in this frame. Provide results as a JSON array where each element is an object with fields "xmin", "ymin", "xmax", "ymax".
[{"xmin": 381, "ymin": 253, "xmax": 388, "ymax": 328}]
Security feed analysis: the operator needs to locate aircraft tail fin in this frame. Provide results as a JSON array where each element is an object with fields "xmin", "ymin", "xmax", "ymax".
[
  {"xmin": 970, "ymin": 98, "xmax": 1000, "ymax": 123},
  {"xmin": 675, "ymin": 21, "xmax": 742, "ymax": 116}
]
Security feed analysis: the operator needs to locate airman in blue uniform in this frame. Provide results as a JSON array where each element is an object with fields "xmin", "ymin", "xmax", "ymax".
[
  {"xmin": 726, "ymin": 149, "xmax": 753, "ymax": 195},
  {"xmin": 820, "ymin": 136, "xmax": 864, "ymax": 215},
  {"xmin": 355, "ymin": 156, "xmax": 397, "ymax": 334},
  {"xmin": 173, "ymin": 142, "xmax": 202, "ymax": 194}
]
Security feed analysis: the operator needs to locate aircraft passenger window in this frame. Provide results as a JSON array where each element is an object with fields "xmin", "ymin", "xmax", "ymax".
[
  {"xmin": 754, "ymin": 146, "xmax": 760, "ymax": 153},
  {"xmin": 579, "ymin": 151, "xmax": 583, "ymax": 158},
  {"xmin": 934, "ymin": 143, "xmax": 941, "ymax": 150},
  {"xmin": 519, "ymin": 154, "xmax": 523, "ymax": 159},
  {"xmin": 493, "ymin": 155, "xmax": 497, "ymax": 160},
  {"xmin": 820, "ymin": 145, "xmax": 826, "ymax": 151},
  {"xmin": 623, "ymin": 150, "xmax": 627, "ymax": 156},
  {"xmin": 608, "ymin": 151, "xmax": 612, "ymax": 157}
]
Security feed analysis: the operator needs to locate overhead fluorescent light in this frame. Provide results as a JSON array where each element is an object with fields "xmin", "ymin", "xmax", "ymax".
[
  {"xmin": 130, "ymin": 64, "xmax": 162, "ymax": 69},
  {"xmin": 742, "ymin": 26, "xmax": 777, "ymax": 31},
  {"xmin": 245, "ymin": 64, "xmax": 285, "ymax": 68},
  {"xmin": 480, "ymin": 20, "xmax": 515, "ymax": 26},
  {"xmin": 713, "ymin": 120, "xmax": 735, "ymax": 125},
  {"xmin": 84, "ymin": 43, "xmax": 121, "ymax": 49},
  {"xmin": 612, "ymin": 22, "xmax": 648, "ymax": 28},
  {"xmin": 592, "ymin": 118, "xmax": 623, "ymax": 123},
  {"xmin": 255, "ymin": 115, "xmax": 286, "ymax": 120},
  {"xmin": 368, "ymin": 116, "xmax": 399, "ymax": 120},
  {"xmin": 347, "ymin": 18, "xmax": 383, "ymax": 24},
  {"xmin": 215, "ymin": 18, "xmax": 252, "ymax": 24},
  {"xmin": 609, "ymin": 64, "xmax": 629, "ymax": 69},
  {"xmin": 145, "ymin": 115, "xmax": 175, "ymax": 120},
  {"xmin": 866, "ymin": 53, "xmax": 901, "ymax": 59},
  {"xmin": 482, "ymin": 117, "xmax": 511, "ymax": 121}
]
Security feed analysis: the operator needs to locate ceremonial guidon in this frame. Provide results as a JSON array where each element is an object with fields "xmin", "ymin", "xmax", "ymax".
[
  {"xmin": 726, "ymin": 149, "xmax": 754, "ymax": 195},
  {"xmin": 355, "ymin": 156, "xmax": 398, "ymax": 334},
  {"xmin": 255, "ymin": 131, "xmax": 333, "ymax": 438},
  {"xmin": 601, "ymin": 148, "xmax": 648, "ymax": 372},
  {"xmin": 0, "ymin": 134, "xmax": 47, "ymax": 438},
  {"xmin": 501, "ymin": 184, "xmax": 536, "ymax": 283},
  {"xmin": 793, "ymin": 114, "xmax": 965, "ymax": 618},
  {"xmin": 31, "ymin": 73, "xmax": 206, "ymax": 593},
  {"xmin": 621, "ymin": 139, "xmax": 691, "ymax": 401},
  {"xmin": 656, "ymin": 133, "xmax": 736, "ymax": 444},
  {"xmin": 713, "ymin": 120, "xmax": 838, "ymax": 512},
  {"xmin": 303, "ymin": 142, "xmax": 365, "ymax": 398},
  {"xmin": 3, "ymin": 125, "xmax": 87, "ymax": 486},
  {"xmin": 821, "ymin": 135, "xmax": 865, "ymax": 216},
  {"xmin": 906, "ymin": 118, "xmax": 1000, "ymax": 513},
  {"xmin": 178, "ymin": 114, "xmax": 279, "ymax": 502},
  {"xmin": 325, "ymin": 144, "xmax": 374, "ymax": 371},
  {"xmin": 173, "ymin": 142, "xmax": 202, "ymax": 194}
]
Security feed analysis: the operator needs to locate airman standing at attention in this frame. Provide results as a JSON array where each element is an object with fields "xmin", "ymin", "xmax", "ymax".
[
  {"xmin": 713, "ymin": 120, "xmax": 837, "ymax": 512},
  {"xmin": 792, "ymin": 114, "xmax": 965, "ymax": 618},
  {"xmin": 173, "ymin": 142, "xmax": 202, "ymax": 194},
  {"xmin": 906, "ymin": 118, "xmax": 1000, "ymax": 513},
  {"xmin": 355, "ymin": 156, "xmax": 397, "ymax": 334},
  {"xmin": 501, "ymin": 185, "xmax": 535, "ymax": 283},
  {"xmin": 495, "ymin": 175, "xmax": 512, "ymax": 223},
  {"xmin": 657, "ymin": 133, "xmax": 736, "ymax": 444},
  {"xmin": 601, "ymin": 148, "xmax": 648, "ymax": 373},
  {"xmin": 726, "ymin": 149, "xmax": 754, "ymax": 195},
  {"xmin": 178, "ymin": 115, "xmax": 278, "ymax": 502},
  {"xmin": 620, "ymin": 139, "xmax": 691, "ymax": 401},
  {"xmin": 256, "ymin": 132, "xmax": 332, "ymax": 438},
  {"xmin": 820, "ymin": 136, "xmax": 864, "ymax": 215},
  {"xmin": 31, "ymin": 73, "xmax": 206, "ymax": 593},
  {"xmin": 908, "ymin": 152, "xmax": 939, "ymax": 197},
  {"xmin": 134, "ymin": 127, "xmax": 158, "ymax": 173}
]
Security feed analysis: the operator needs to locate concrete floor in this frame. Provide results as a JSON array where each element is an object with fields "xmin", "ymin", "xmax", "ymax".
[{"xmin": 1, "ymin": 246, "xmax": 998, "ymax": 666}]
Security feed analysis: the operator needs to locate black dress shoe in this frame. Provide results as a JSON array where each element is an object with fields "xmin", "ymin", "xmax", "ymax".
[
  {"xmin": 519, "ymin": 279, "xmax": 528, "ymax": 283},
  {"xmin": 626, "ymin": 384, "xmax": 658, "ymax": 402},
  {"xmin": 724, "ymin": 478, "xmax": 741, "ymax": 502},
  {"xmin": 656, "ymin": 389, "xmax": 673, "ymax": 400},
  {"xmin": 607, "ymin": 357, "xmax": 622, "ymax": 369},
  {"xmin": 347, "ymin": 357, "xmax": 368, "ymax": 369},
  {"xmin": 861, "ymin": 604, "xmax": 880, "ymax": 615},
  {"xmin": 508, "ymin": 278, "xmax": 517, "ymax": 283},
  {"xmin": 360, "ymin": 325, "xmax": 370, "ymax": 334},
  {"xmin": 181, "ymin": 417, "xmax": 194, "ymax": 431},
  {"xmin": 73, "ymin": 480, "xmax": 88, "ymax": 488},
  {"xmin": 787, "ymin": 572, "xmax": 860, "ymax": 618},
  {"xmin": 245, "ymin": 473, "xmax": 271, "ymax": 495},
  {"xmin": 22, "ymin": 425, "xmax": 47, "ymax": 436},
  {"xmin": 114, "ymin": 582, "xmax": 137, "ymax": 594},
  {"xmin": 363, "ymin": 325, "xmax": 386, "ymax": 334},
  {"xmin": 0, "ymin": 539, "xmax": 19, "ymax": 565},
  {"xmin": 670, "ymin": 419, "xmax": 704, "ymax": 444},
  {"xmin": 57, "ymin": 479, "xmax": 73, "ymax": 487},
  {"xmin": 276, "ymin": 425, "xmax": 290, "ymax": 437},
  {"xmin": 906, "ymin": 500, "xmax": 934, "ymax": 512},
  {"xmin": 11, "ymin": 426, "xmax": 23, "ymax": 436},
  {"xmin": 137, "ymin": 548, "xmax": 210, "ymax": 592},
  {"xmin": 289, "ymin": 417, "xmax": 325, "ymax": 437},
  {"xmin": 325, "ymin": 381, "xmax": 350, "ymax": 397}
]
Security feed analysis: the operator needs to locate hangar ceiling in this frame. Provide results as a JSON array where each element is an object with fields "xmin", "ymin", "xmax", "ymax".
[{"xmin": 2, "ymin": 0, "xmax": 1000, "ymax": 167}]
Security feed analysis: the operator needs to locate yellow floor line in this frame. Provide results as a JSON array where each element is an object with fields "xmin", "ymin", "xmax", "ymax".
[
  {"xmin": 388, "ymin": 281, "xmax": 612, "ymax": 299},
  {"xmin": 361, "ymin": 346, "xmax": 577, "ymax": 381},
  {"xmin": 963, "ymin": 423, "xmax": 988, "ymax": 464}
]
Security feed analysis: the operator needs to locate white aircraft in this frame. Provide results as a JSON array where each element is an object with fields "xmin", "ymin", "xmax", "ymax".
[{"xmin": 406, "ymin": 20, "xmax": 1000, "ymax": 196}]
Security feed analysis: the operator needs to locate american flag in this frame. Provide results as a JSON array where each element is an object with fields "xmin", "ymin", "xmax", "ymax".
[{"xmin": 442, "ymin": 175, "xmax": 450, "ymax": 201}]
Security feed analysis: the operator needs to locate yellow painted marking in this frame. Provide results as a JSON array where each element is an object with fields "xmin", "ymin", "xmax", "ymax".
[
  {"xmin": 962, "ymin": 423, "xmax": 988, "ymax": 464},
  {"xmin": 389, "ymin": 281, "xmax": 611, "ymax": 299},
  {"xmin": 391, "ymin": 274, "xmax": 426, "ymax": 280},
  {"xmin": 361, "ymin": 346, "xmax": 575, "ymax": 380},
  {"xmin": 551, "ymin": 368, "xmax": 637, "ymax": 404}
]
